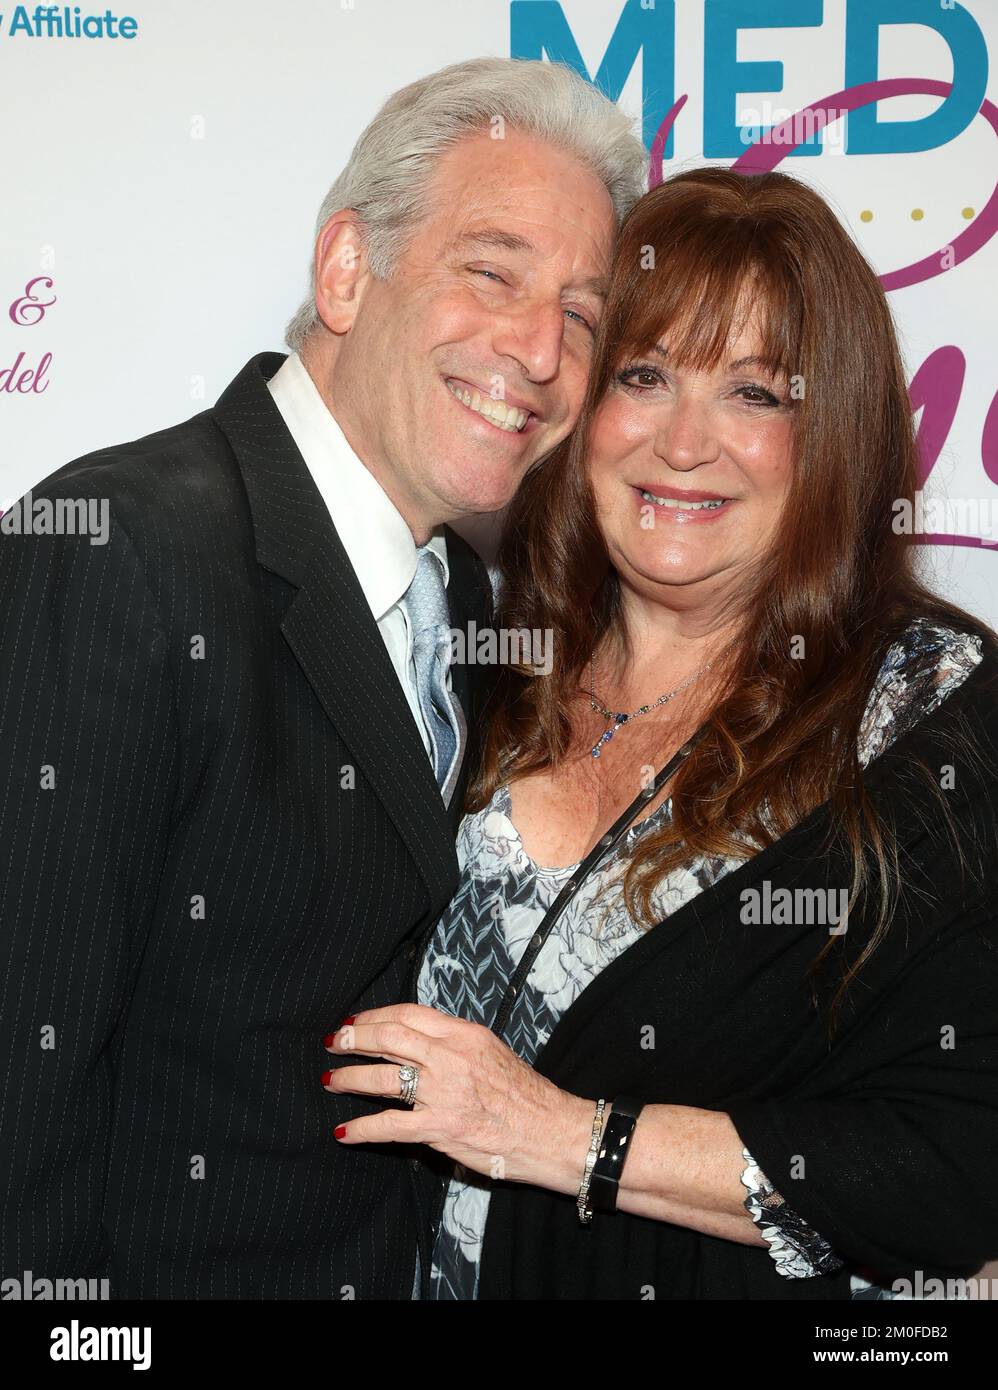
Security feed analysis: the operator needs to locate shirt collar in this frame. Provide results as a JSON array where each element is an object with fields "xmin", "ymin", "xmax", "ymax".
[{"xmin": 266, "ymin": 350, "xmax": 448, "ymax": 620}]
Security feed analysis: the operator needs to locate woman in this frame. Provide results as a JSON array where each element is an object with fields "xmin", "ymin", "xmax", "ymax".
[{"xmin": 323, "ymin": 167, "xmax": 998, "ymax": 1299}]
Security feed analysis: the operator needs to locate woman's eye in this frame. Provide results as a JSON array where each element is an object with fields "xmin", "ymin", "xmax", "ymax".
[
  {"xmin": 736, "ymin": 384, "xmax": 781, "ymax": 407},
  {"xmin": 616, "ymin": 365, "xmax": 664, "ymax": 390}
]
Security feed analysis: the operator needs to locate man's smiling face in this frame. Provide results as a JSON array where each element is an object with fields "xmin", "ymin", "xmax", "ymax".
[{"xmin": 306, "ymin": 126, "xmax": 617, "ymax": 537}]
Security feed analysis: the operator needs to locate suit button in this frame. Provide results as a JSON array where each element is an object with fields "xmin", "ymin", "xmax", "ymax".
[{"xmin": 406, "ymin": 941, "xmax": 418, "ymax": 960}]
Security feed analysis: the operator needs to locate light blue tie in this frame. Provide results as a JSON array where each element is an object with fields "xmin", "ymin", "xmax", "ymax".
[{"xmin": 400, "ymin": 545, "xmax": 467, "ymax": 806}]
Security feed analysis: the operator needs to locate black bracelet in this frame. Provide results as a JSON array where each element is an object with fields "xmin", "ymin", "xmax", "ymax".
[{"xmin": 587, "ymin": 1095, "xmax": 644, "ymax": 1214}]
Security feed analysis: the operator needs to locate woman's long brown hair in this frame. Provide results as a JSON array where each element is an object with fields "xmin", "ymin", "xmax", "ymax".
[{"xmin": 468, "ymin": 166, "xmax": 995, "ymax": 1030}]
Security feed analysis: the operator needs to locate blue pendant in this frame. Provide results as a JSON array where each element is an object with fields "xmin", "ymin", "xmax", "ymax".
[{"xmin": 590, "ymin": 712, "xmax": 628, "ymax": 758}]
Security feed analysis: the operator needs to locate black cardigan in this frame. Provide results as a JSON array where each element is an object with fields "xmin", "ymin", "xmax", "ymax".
[{"xmin": 456, "ymin": 637, "xmax": 998, "ymax": 1300}]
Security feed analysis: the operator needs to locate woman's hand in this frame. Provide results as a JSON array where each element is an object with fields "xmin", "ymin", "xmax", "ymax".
[
  {"xmin": 322, "ymin": 1005, "xmax": 772, "ymax": 1247},
  {"xmin": 322, "ymin": 1003, "xmax": 594, "ymax": 1193}
]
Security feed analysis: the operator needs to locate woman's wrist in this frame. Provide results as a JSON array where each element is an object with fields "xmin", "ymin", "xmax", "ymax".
[
  {"xmin": 525, "ymin": 1092, "xmax": 772, "ymax": 1245},
  {"xmin": 533, "ymin": 1090, "xmax": 601, "ymax": 1196}
]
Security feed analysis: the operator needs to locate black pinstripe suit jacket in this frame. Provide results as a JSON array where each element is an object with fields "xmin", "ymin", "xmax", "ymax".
[{"xmin": 0, "ymin": 351, "xmax": 492, "ymax": 1298}]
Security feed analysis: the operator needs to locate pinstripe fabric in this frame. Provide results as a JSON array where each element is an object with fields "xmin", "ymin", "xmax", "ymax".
[{"xmin": 0, "ymin": 352, "xmax": 491, "ymax": 1299}]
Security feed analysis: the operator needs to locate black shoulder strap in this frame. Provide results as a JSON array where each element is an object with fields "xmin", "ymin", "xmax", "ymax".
[{"xmin": 489, "ymin": 725, "xmax": 709, "ymax": 1039}]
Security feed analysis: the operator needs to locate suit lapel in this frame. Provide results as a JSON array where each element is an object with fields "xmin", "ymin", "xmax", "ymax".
[{"xmin": 212, "ymin": 351, "xmax": 472, "ymax": 921}]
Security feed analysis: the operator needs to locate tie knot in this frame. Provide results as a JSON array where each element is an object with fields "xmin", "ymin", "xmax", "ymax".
[{"xmin": 404, "ymin": 545, "xmax": 450, "ymax": 644}]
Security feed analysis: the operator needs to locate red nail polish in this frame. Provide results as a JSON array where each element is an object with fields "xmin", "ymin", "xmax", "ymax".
[
  {"xmin": 334, "ymin": 1124, "xmax": 347, "ymax": 1139},
  {"xmin": 323, "ymin": 1033, "xmax": 336, "ymax": 1049},
  {"xmin": 320, "ymin": 1070, "xmax": 332, "ymax": 1087},
  {"xmin": 341, "ymin": 1015, "xmax": 356, "ymax": 1027}
]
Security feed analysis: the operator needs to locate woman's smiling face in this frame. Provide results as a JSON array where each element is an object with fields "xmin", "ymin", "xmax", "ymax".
[{"xmin": 588, "ymin": 296, "xmax": 797, "ymax": 609}]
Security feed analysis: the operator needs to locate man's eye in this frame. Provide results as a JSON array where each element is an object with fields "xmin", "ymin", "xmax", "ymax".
[
  {"xmin": 470, "ymin": 268, "xmax": 505, "ymax": 283},
  {"xmin": 565, "ymin": 308, "xmax": 595, "ymax": 332}
]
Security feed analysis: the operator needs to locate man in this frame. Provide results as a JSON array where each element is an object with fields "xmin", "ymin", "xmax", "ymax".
[{"xmin": 0, "ymin": 56, "xmax": 643, "ymax": 1298}]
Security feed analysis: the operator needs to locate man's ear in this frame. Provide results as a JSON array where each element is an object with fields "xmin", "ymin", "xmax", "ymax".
[{"xmin": 313, "ymin": 211, "xmax": 368, "ymax": 335}]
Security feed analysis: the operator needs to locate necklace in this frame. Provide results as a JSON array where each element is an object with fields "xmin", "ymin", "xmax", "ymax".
[{"xmin": 588, "ymin": 654, "xmax": 714, "ymax": 759}]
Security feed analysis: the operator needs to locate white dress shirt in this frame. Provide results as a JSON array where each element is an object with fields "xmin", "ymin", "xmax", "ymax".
[{"xmin": 266, "ymin": 350, "xmax": 451, "ymax": 762}]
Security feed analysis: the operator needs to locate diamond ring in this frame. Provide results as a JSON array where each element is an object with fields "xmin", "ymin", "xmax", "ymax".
[{"xmin": 398, "ymin": 1063, "xmax": 419, "ymax": 1106}]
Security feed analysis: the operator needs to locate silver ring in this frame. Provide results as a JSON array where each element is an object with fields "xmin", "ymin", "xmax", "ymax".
[{"xmin": 398, "ymin": 1063, "xmax": 419, "ymax": 1106}]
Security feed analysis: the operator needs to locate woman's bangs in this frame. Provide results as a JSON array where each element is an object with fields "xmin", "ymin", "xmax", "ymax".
[{"xmin": 609, "ymin": 228, "xmax": 800, "ymax": 384}]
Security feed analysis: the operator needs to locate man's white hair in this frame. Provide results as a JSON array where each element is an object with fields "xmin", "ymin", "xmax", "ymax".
[{"xmin": 284, "ymin": 56, "xmax": 647, "ymax": 352}]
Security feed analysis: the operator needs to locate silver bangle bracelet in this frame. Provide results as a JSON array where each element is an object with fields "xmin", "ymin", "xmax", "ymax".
[{"xmin": 576, "ymin": 1098, "xmax": 607, "ymax": 1225}]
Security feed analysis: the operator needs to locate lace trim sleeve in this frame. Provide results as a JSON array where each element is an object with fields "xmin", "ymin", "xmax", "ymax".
[{"xmin": 740, "ymin": 1147, "xmax": 845, "ymax": 1278}]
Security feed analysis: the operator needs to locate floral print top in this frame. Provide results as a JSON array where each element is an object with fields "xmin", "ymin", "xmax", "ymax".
[{"xmin": 416, "ymin": 619, "xmax": 983, "ymax": 1300}]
